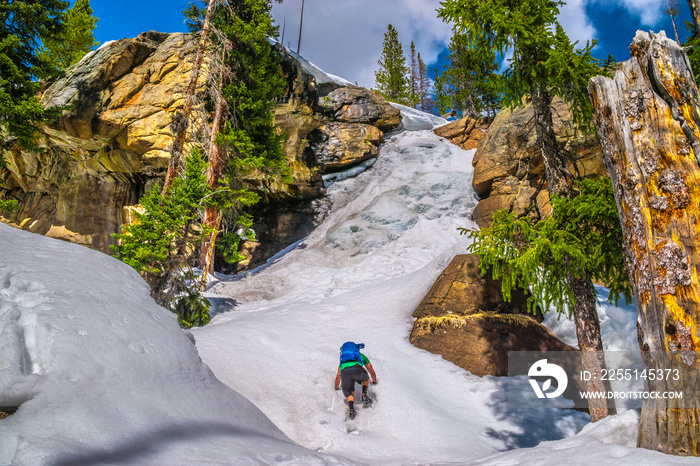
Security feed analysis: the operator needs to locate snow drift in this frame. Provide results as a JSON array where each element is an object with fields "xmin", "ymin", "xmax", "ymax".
[{"xmin": 0, "ymin": 223, "xmax": 346, "ymax": 465}]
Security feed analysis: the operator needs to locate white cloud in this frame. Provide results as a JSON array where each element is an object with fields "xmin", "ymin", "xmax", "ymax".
[
  {"xmin": 271, "ymin": 0, "xmax": 452, "ymax": 88},
  {"xmin": 558, "ymin": 0, "xmax": 598, "ymax": 45},
  {"xmin": 592, "ymin": 0, "xmax": 665, "ymax": 26}
]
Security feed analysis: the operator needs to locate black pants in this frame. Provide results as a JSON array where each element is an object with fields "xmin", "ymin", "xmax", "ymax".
[{"xmin": 340, "ymin": 365, "xmax": 369, "ymax": 397}]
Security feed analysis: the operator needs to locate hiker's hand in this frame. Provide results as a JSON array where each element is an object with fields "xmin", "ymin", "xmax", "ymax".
[{"xmin": 372, "ymin": 380, "xmax": 377, "ymax": 384}]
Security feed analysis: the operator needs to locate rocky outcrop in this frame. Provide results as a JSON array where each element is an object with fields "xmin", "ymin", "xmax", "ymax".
[
  {"xmin": 2, "ymin": 32, "xmax": 184, "ymax": 251},
  {"xmin": 1, "ymin": 32, "xmax": 401, "ymax": 269},
  {"xmin": 470, "ymin": 98, "xmax": 606, "ymax": 228},
  {"xmin": 410, "ymin": 254, "xmax": 574, "ymax": 377},
  {"xmin": 433, "ymin": 116, "xmax": 488, "ymax": 151},
  {"xmin": 411, "ymin": 254, "xmax": 532, "ymax": 319},
  {"xmin": 318, "ymin": 85, "xmax": 401, "ymax": 132},
  {"xmin": 305, "ymin": 122, "xmax": 382, "ymax": 170}
]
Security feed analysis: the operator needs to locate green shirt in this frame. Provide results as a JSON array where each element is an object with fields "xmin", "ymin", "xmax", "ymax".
[{"xmin": 339, "ymin": 352, "xmax": 370, "ymax": 371}]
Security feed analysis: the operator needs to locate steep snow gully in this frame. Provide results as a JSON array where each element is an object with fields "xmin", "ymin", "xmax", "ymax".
[{"xmin": 195, "ymin": 106, "xmax": 599, "ymax": 464}]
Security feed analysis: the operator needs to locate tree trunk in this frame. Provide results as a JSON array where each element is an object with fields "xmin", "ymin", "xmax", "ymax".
[
  {"xmin": 297, "ymin": 0, "xmax": 304, "ymax": 54},
  {"xmin": 688, "ymin": 0, "xmax": 700, "ymax": 33},
  {"xmin": 531, "ymin": 82, "xmax": 571, "ymax": 198},
  {"xmin": 531, "ymin": 80, "xmax": 616, "ymax": 421},
  {"xmin": 667, "ymin": 1, "xmax": 681, "ymax": 45},
  {"xmin": 163, "ymin": 0, "xmax": 217, "ymax": 193},
  {"xmin": 589, "ymin": 30, "xmax": 700, "ymax": 456},
  {"xmin": 199, "ymin": 50, "xmax": 229, "ymax": 282},
  {"xmin": 567, "ymin": 268, "xmax": 617, "ymax": 421}
]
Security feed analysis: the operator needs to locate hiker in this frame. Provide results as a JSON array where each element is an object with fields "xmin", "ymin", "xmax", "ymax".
[{"xmin": 334, "ymin": 341, "xmax": 377, "ymax": 419}]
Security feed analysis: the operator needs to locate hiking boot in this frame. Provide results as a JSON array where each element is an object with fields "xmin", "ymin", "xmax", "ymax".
[
  {"xmin": 348, "ymin": 408, "xmax": 356, "ymax": 420},
  {"xmin": 361, "ymin": 395, "xmax": 373, "ymax": 405}
]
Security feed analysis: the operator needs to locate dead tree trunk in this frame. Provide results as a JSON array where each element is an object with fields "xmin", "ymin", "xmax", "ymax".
[
  {"xmin": 589, "ymin": 30, "xmax": 700, "ymax": 456},
  {"xmin": 163, "ymin": 0, "xmax": 218, "ymax": 193},
  {"xmin": 199, "ymin": 50, "xmax": 229, "ymax": 280},
  {"xmin": 297, "ymin": 0, "xmax": 304, "ymax": 54}
]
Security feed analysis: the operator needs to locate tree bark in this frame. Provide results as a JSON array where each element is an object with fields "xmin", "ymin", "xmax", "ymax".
[
  {"xmin": 199, "ymin": 96, "xmax": 226, "ymax": 276},
  {"xmin": 688, "ymin": 0, "xmax": 700, "ymax": 33},
  {"xmin": 163, "ymin": 0, "xmax": 217, "ymax": 193},
  {"xmin": 531, "ymin": 80, "xmax": 616, "ymax": 421},
  {"xmin": 531, "ymin": 82, "xmax": 571, "ymax": 198},
  {"xmin": 567, "ymin": 268, "xmax": 617, "ymax": 421},
  {"xmin": 199, "ymin": 51, "xmax": 229, "ymax": 281},
  {"xmin": 589, "ymin": 30, "xmax": 700, "ymax": 456}
]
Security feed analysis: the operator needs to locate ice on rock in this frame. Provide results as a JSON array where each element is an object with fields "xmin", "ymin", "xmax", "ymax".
[{"xmin": 389, "ymin": 103, "xmax": 448, "ymax": 132}]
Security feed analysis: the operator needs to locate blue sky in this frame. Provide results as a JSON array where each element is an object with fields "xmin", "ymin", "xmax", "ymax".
[{"xmin": 86, "ymin": 0, "xmax": 693, "ymax": 88}]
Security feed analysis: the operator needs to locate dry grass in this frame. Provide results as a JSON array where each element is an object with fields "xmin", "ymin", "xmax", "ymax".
[
  {"xmin": 414, "ymin": 312, "xmax": 540, "ymax": 334},
  {"xmin": 0, "ymin": 411, "xmax": 10, "ymax": 420}
]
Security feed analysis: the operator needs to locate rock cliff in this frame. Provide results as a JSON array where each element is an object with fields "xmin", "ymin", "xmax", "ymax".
[{"xmin": 0, "ymin": 32, "xmax": 400, "ymax": 270}]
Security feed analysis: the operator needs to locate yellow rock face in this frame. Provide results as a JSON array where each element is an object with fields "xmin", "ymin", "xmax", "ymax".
[{"xmin": 1, "ymin": 32, "xmax": 401, "ymax": 262}]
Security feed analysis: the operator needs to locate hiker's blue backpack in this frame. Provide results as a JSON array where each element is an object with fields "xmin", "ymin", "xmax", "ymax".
[{"xmin": 339, "ymin": 341, "xmax": 364, "ymax": 365}]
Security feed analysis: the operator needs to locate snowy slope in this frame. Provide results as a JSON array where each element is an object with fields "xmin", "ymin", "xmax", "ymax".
[
  {"xmin": 197, "ymin": 107, "xmax": 700, "ymax": 465},
  {"xmin": 195, "ymin": 117, "xmax": 592, "ymax": 464},
  {"xmin": 0, "ymin": 223, "xmax": 347, "ymax": 465}
]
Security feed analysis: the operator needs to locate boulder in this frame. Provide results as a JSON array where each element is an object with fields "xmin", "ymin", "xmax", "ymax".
[
  {"xmin": 471, "ymin": 97, "xmax": 607, "ymax": 228},
  {"xmin": 409, "ymin": 254, "xmax": 575, "ymax": 377},
  {"xmin": 412, "ymin": 254, "xmax": 530, "ymax": 319},
  {"xmin": 433, "ymin": 116, "xmax": 489, "ymax": 152},
  {"xmin": 318, "ymin": 85, "xmax": 402, "ymax": 131},
  {"xmin": 305, "ymin": 122, "xmax": 382, "ymax": 171},
  {"xmin": 410, "ymin": 313, "xmax": 576, "ymax": 377}
]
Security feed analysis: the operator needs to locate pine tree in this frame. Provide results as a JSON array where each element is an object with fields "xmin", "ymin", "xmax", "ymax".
[
  {"xmin": 111, "ymin": 151, "xmax": 215, "ymax": 327},
  {"xmin": 374, "ymin": 24, "xmax": 410, "ymax": 104},
  {"xmin": 163, "ymin": 0, "xmax": 218, "ymax": 192},
  {"xmin": 434, "ymin": 32, "xmax": 500, "ymax": 118},
  {"xmin": 37, "ymin": 0, "xmax": 99, "ymax": 78},
  {"xmin": 465, "ymin": 179, "xmax": 631, "ymax": 317},
  {"xmin": 203, "ymin": 0, "xmax": 288, "ymax": 274},
  {"xmin": 440, "ymin": 0, "xmax": 615, "ymax": 422},
  {"xmin": 114, "ymin": 0, "xmax": 287, "ymax": 323},
  {"xmin": 417, "ymin": 52, "xmax": 433, "ymax": 113},
  {"xmin": 664, "ymin": 0, "xmax": 681, "ymax": 44},
  {"xmin": 1, "ymin": 0, "xmax": 68, "ymax": 156},
  {"xmin": 409, "ymin": 41, "xmax": 419, "ymax": 108}
]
